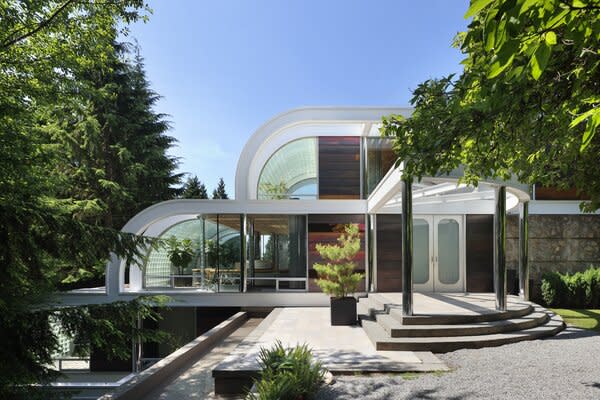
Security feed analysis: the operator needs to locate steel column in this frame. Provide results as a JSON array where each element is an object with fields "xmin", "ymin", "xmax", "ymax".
[
  {"xmin": 402, "ymin": 177, "xmax": 413, "ymax": 316},
  {"xmin": 519, "ymin": 201, "xmax": 529, "ymax": 300},
  {"xmin": 494, "ymin": 186, "xmax": 507, "ymax": 311}
]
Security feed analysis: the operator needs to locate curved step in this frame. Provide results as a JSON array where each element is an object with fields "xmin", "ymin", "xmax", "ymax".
[
  {"xmin": 388, "ymin": 304, "xmax": 534, "ymax": 325},
  {"xmin": 362, "ymin": 312, "xmax": 565, "ymax": 353},
  {"xmin": 376, "ymin": 309, "xmax": 549, "ymax": 337}
]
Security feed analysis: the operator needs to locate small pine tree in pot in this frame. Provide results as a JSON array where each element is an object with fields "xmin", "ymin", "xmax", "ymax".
[
  {"xmin": 313, "ymin": 224, "xmax": 364, "ymax": 325},
  {"xmin": 166, "ymin": 236, "xmax": 195, "ymax": 287}
]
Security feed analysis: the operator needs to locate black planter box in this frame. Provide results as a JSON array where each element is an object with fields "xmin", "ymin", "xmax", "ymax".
[{"xmin": 330, "ymin": 297, "xmax": 357, "ymax": 325}]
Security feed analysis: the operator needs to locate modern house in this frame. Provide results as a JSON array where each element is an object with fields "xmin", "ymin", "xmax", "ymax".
[{"xmin": 61, "ymin": 106, "xmax": 600, "ymax": 366}]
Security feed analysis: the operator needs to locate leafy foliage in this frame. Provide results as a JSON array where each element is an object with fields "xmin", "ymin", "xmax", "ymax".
[
  {"xmin": 249, "ymin": 340, "xmax": 325, "ymax": 400},
  {"xmin": 260, "ymin": 180, "xmax": 290, "ymax": 199},
  {"xmin": 212, "ymin": 177, "xmax": 229, "ymax": 199},
  {"xmin": 313, "ymin": 224, "xmax": 364, "ymax": 298},
  {"xmin": 0, "ymin": 1, "xmax": 180, "ymax": 396},
  {"xmin": 541, "ymin": 266, "xmax": 600, "ymax": 308},
  {"xmin": 381, "ymin": 0, "xmax": 600, "ymax": 211},
  {"xmin": 181, "ymin": 175, "xmax": 209, "ymax": 199},
  {"xmin": 166, "ymin": 237, "xmax": 195, "ymax": 275},
  {"xmin": 2, "ymin": 296, "xmax": 171, "ymax": 399}
]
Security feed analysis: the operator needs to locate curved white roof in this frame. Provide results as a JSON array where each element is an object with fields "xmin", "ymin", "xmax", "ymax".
[{"xmin": 234, "ymin": 106, "xmax": 412, "ymax": 200}]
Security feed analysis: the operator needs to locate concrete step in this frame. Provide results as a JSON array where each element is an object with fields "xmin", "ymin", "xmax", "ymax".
[
  {"xmin": 376, "ymin": 309, "xmax": 549, "ymax": 337},
  {"xmin": 357, "ymin": 295, "xmax": 391, "ymax": 319},
  {"xmin": 388, "ymin": 304, "xmax": 534, "ymax": 325},
  {"xmin": 362, "ymin": 311, "xmax": 565, "ymax": 353}
]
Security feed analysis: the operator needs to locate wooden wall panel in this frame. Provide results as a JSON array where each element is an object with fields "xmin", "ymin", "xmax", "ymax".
[
  {"xmin": 466, "ymin": 214, "xmax": 494, "ymax": 292},
  {"xmin": 376, "ymin": 214, "xmax": 403, "ymax": 292},
  {"xmin": 318, "ymin": 136, "xmax": 361, "ymax": 199}
]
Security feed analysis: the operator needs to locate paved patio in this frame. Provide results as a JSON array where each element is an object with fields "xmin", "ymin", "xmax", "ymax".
[{"xmin": 214, "ymin": 307, "xmax": 448, "ymax": 375}]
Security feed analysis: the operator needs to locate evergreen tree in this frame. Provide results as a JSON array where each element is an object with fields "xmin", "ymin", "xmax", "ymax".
[
  {"xmin": 181, "ymin": 175, "xmax": 208, "ymax": 199},
  {"xmin": 0, "ymin": 1, "xmax": 170, "ymax": 396},
  {"xmin": 212, "ymin": 177, "xmax": 229, "ymax": 199}
]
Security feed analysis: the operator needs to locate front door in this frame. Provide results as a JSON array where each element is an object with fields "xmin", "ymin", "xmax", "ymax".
[{"xmin": 413, "ymin": 215, "xmax": 464, "ymax": 292}]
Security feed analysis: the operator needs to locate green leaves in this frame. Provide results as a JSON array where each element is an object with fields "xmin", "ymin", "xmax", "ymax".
[
  {"xmin": 580, "ymin": 111, "xmax": 600, "ymax": 151},
  {"xmin": 529, "ymin": 42, "xmax": 552, "ymax": 79},
  {"xmin": 545, "ymin": 31, "xmax": 557, "ymax": 46},
  {"xmin": 465, "ymin": 0, "xmax": 495, "ymax": 18},
  {"xmin": 384, "ymin": 0, "xmax": 600, "ymax": 212}
]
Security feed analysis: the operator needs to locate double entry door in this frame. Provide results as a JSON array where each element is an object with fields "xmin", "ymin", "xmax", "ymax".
[{"xmin": 413, "ymin": 215, "xmax": 464, "ymax": 292}]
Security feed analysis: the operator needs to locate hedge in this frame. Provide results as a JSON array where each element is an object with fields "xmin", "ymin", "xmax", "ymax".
[{"xmin": 541, "ymin": 266, "xmax": 600, "ymax": 308}]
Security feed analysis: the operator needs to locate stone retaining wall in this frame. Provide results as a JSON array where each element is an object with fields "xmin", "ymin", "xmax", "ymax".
[{"xmin": 507, "ymin": 214, "xmax": 600, "ymax": 280}]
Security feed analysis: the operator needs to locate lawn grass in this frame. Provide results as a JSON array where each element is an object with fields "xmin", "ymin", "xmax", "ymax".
[{"xmin": 551, "ymin": 309, "xmax": 600, "ymax": 333}]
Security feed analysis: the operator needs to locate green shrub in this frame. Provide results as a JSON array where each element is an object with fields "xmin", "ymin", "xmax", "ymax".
[
  {"xmin": 541, "ymin": 266, "xmax": 600, "ymax": 308},
  {"xmin": 313, "ymin": 224, "xmax": 364, "ymax": 298},
  {"xmin": 248, "ymin": 340, "xmax": 325, "ymax": 400}
]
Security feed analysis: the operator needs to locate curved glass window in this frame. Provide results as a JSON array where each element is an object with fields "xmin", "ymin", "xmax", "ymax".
[
  {"xmin": 258, "ymin": 138, "xmax": 318, "ymax": 199},
  {"xmin": 144, "ymin": 215, "xmax": 242, "ymax": 292}
]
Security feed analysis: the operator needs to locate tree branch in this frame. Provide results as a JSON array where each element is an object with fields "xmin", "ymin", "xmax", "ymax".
[{"xmin": 0, "ymin": 0, "xmax": 78, "ymax": 52}]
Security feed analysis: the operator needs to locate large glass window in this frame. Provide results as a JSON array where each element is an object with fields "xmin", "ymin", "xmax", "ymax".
[
  {"xmin": 365, "ymin": 137, "xmax": 396, "ymax": 197},
  {"xmin": 246, "ymin": 215, "xmax": 307, "ymax": 291},
  {"xmin": 258, "ymin": 138, "xmax": 318, "ymax": 199},
  {"xmin": 144, "ymin": 214, "xmax": 243, "ymax": 292}
]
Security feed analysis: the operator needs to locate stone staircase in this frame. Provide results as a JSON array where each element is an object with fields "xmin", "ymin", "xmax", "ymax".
[{"xmin": 358, "ymin": 293, "xmax": 565, "ymax": 353}]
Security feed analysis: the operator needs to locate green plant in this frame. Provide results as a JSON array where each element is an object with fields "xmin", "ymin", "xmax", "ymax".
[
  {"xmin": 541, "ymin": 266, "xmax": 600, "ymax": 308},
  {"xmin": 165, "ymin": 236, "xmax": 195, "ymax": 275},
  {"xmin": 313, "ymin": 224, "xmax": 364, "ymax": 298},
  {"xmin": 248, "ymin": 340, "xmax": 325, "ymax": 400}
]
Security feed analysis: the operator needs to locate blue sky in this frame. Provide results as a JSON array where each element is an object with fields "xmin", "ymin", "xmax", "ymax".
[{"xmin": 129, "ymin": 1, "xmax": 470, "ymax": 197}]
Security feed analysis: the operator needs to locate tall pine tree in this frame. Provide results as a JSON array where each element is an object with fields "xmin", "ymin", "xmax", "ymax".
[
  {"xmin": 212, "ymin": 177, "xmax": 229, "ymax": 199},
  {"xmin": 182, "ymin": 175, "xmax": 208, "ymax": 199}
]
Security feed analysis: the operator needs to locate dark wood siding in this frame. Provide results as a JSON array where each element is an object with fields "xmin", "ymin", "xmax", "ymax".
[
  {"xmin": 308, "ymin": 214, "xmax": 365, "ymax": 292},
  {"xmin": 318, "ymin": 136, "xmax": 361, "ymax": 199},
  {"xmin": 466, "ymin": 214, "xmax": 494, "ymax": 292},
  {"xmin": 535, "ymin": 186, "xmax": 589, "ymax": 200},
  {"xmin": 376, "ymin": 214, "xmax": 403, "ymax": 292}
]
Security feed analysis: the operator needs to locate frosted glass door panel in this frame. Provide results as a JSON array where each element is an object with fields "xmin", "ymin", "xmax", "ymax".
[
  {"xmin": 437, "ymin": 218, "xmax": 460, "ymax": 285},
  {"xmin": 413, "ymin": 219, "xmax": 430, "ymax": 284}
]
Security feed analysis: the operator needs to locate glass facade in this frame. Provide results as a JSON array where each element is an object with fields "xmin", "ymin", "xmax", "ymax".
[
  {"xmin": 144, "ymin": 214, "xmax": 243, "ymax": 292},
  {"xmin": 258, "ymin": 138, "xmax": 318, "ymax": 199},
  {"xmin": 246, "ymin": 215, "xmax": 307, "ymax": 291}
]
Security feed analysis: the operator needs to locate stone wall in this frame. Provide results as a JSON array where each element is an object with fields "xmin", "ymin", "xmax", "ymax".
[{"xmin": 506, "ymin": 214, "xmax": 600, "ymax": 281}]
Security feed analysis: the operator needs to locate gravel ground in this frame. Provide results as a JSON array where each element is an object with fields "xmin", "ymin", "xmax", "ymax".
[{"xmin": 316, "ymin": 327, "xmax": 600, "ymax": 400}]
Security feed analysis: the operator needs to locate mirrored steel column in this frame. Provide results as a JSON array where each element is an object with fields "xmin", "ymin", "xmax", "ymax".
[
  {"xmin": 402, "ymin": 177, "xmax": 414, "ymax": 316},
  {"xmin": 519, "ymin": 201, "xmax": 529, "ymax": 300},
  {"xmin": 494, "ymin": 185, "xmax": 507, "ymax": 311}
]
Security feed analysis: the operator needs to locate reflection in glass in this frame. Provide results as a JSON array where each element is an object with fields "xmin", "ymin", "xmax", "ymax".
[
  {"xmin": 246, "ymin": 215, "xmax": 307, "ymax": 291},
  {"xmin": 438, "ymin": 219, "xmax": 460, "ymax": 284},
  {"xmin": 257, "ymin": 138, "xmax": 318, "ymax": 199},
  {"xmin": 365, "ymin": 138, "xmax": 396, "ymax": 197},
  {"xmin": 413, "ymin": 218, "xmax": 430, "ymax": 284}
]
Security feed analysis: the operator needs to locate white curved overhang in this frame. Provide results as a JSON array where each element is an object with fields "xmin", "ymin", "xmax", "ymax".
[
  {"xmin": 368, "ymin": 163, "xmax": 531, "ymax": 215},
  {"xmin": 234, "ymin": 106, "xmax": 412, "ymax": 200}
]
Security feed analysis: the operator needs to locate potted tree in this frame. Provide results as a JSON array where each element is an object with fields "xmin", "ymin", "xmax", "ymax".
[
  {"xmin": 313, "ymin": 223, "xmax": 364, "ymax": 325},
  {"xmin": 165, "ymin": 236, "xmax": 195, "ymax": 287}
]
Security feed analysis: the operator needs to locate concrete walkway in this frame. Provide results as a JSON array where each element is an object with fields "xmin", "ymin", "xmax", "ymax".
[
  {"xmin": 215, "ymin": 308, "xmax": 447, "ymax": 375},
  {"xmin": 142, "ymin": 318, "xmax": 262, "ymax": 400}
]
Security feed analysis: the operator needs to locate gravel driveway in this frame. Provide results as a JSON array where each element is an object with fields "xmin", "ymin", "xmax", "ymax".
[{"xmin": 316, "ymin": 327, "xmax": 600, "ymax": 400}]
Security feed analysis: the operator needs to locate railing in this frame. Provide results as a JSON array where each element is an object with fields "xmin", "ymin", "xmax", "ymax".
[
  {"xmin": 144, "ymin": 273, "xmax": 307, "ymax": 292},
  {"xmin": 53, "ymin": 357, "xmax": 90, "ymax": 371},
  {"xmin": 246, "ymin": 277, "xmax": 307, "ymax": 291}
]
